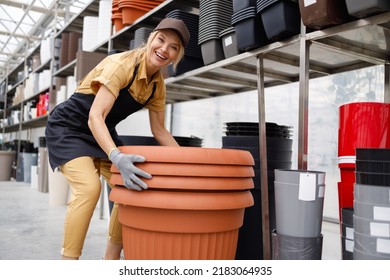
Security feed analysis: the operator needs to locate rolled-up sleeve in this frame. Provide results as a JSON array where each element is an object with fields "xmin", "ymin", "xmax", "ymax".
[{"xmin": 90, "ymin": 62, "xmax": 129, "ymax": 98}]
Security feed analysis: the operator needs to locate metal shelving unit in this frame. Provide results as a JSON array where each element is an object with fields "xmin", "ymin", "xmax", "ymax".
[{"xmin": 163, "ymin": 11, "xmax": 390, "ymax": 258}]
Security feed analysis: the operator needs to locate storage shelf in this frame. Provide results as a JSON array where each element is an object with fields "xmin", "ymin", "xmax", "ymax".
[
  {"xmin": 164, "ymin": 11, "xmax": 390, "ymax": 103},
  {"xmin": 53, "ymin": 60, "xmax": 77, "ymax": 78},
  {"xmin": 2, "ymin": 115, "xmax": 48, "ymax": 133},
  {"xmin": 32, "ymin": 59, "xmax": 52, "ymax": 74},
  {"xmin": 54, "ymin": 0, "xmax": 100, "ymax": 36}
]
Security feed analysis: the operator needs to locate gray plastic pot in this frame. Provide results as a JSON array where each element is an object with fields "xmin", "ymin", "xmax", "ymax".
[
  {"xmin": 354, "ymin": 200, "xmax": 390, "ymax": 222},
  {"xmin": 354, "ymin": 183, "xmax": 390, "ymax": 205},
  {"xmin": 274, "ymin": 181, "xmax": 324, "ymax": 237}
]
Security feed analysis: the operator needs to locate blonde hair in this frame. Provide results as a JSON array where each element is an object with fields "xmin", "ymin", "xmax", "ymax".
[{"xmin": 141, "ymin": 30, "xmax": 185, "ymax": 70}]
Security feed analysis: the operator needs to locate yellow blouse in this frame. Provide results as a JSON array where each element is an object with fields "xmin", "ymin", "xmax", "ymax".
[{"xmin": 75, "ymin": 49, "xmax": 166, "ymax": 112}]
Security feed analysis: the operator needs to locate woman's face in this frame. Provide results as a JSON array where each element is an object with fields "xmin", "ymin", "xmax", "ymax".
[{"xmin": 146, "ymin": 29, "xmax": 181, "ymax": 73}]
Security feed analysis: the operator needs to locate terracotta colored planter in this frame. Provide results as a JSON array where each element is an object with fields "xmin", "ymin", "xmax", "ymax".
[
  {"xmin": 110, "ymin": 187, "xmax": 254, "ymax": 259},
  {"xmin": 120, "ymin": 1, "xmax": 160, "ymax": 10},
  {"xmin": 111, "ymin": 13, "xmax": 124, "ymax": 33},
  {"xmin": 117, "ymin": 0, "xmax": 163, "ymax": 25},
  {"xmin": 120, "ymin": 7, "xmax": 148, "ymax": 25},
  {"xmin": 109, "ymin": 146, "xmax": 255, "ymax": 260}
]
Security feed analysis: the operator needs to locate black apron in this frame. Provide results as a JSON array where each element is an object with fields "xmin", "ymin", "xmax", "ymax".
[{"xmin": 45, "ymin": 64, "xmax": 156, "ymax": 170}]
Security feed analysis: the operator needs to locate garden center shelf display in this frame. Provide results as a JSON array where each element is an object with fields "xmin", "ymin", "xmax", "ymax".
[{"xmin": 1, "ymin": 0, "xmax": 390, "ymax": 259}]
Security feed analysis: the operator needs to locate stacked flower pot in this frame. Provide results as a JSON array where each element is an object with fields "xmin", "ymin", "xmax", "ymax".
[
  {"xmin": 298, "ymin": 0, "xmax": 352, "ymax": 30},
  {"xmin": 353, "ymin": 148, "xmax": 390, "ymax": 260},
  {"xmin": 198, "ymin": 0, "xmax": 233, "ymax": 65},
  {"xmin": 118, "ymin": 0, "xmax": 166, "ymax": 26},
  {"xmin": 111, "ymin": 0, "xmax": 124, "ymax": 32},
  {"xmin": 272, "ymin": 169, "xmax": 325, "ymax": 260},
  {"xmin": 256, "ymin": 0, "xmax": 301, "ymax": 42},
  {"xmin": 340, "ymin": 207, "xmax": 354, "ymax": 260},
  {"xmin": 222, "ymin": 121, "xmax": 293, "ymax": 259},
  {"xmin": 338, "ymin": 102, "xmax": 390, "ymax": 259},
  {"xmin": 231, "ymin": 0, "xmax": 268, "ymax": 51},
  {"xmin": 109, "ymin": 146, "xmax": 255, "ymax": 260},
  {"xmin": 105, "ymin": 135, "xmax": 203, "ymax": 214}
]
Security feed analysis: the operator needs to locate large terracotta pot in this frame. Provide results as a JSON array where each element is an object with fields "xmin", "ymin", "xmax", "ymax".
[
  {"xmin": 111, "ymin": 187, "xmax": 253, "ymax": 259},
  {"xmin": 109, "ymin": 146, "xmax": 255, "ymax": 260}
]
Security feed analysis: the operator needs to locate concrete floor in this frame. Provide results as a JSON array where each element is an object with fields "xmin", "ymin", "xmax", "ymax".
[
  {"xmin": 0, "ymin": 181, "xmax": 342, "ymax": 260},
  {"xmin": 0, "ymin": 181, "xmax": 108, "ymax": 260}
]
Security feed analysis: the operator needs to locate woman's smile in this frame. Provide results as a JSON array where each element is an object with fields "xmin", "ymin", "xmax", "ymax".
[{"xmin": 146, "ymin": 29, "xmax": 180, "ymax": 75}]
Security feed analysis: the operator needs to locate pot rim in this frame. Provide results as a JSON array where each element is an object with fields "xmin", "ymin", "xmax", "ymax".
[
  {"xmin": 110, "ymin": 174, "xmax": 254, "ymax": 190},
  {"xmin": 110, "ymin": 187, "xmax": 254, "ymax": 210},
  {"xmin": 117, "ymin": 146, "xmax": 254, "ymax": 166}
]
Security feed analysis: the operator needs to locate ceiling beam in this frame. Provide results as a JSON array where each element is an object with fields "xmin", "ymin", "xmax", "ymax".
[
  {"xmin": 0, "ymin": 0, "xmax": 69, "ymax": 17},
  {"xmin": 0, "ymin": 30, "xmax": 40, "ymax": 40}
]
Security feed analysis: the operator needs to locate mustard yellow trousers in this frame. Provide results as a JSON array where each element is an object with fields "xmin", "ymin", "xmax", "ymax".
[{"xmin": 59, "ymin": 156, "xmax": 122, "ymax": 258}]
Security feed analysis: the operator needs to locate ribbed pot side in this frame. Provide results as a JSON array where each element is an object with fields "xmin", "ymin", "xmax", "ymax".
[{"xmin": 110, "ymin": 187, "xmax": 254, "ymax": 260}]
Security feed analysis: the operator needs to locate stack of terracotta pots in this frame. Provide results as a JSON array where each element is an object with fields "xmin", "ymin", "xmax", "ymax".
[
  {"xmin": 110, "ymin": 146, "xmax": 255, "ymax": 260},
  {"xmin": 118, "ymin": 0, "xmax": 166, "ymax": 25},
  {"xmin": 111, "ymin": 0, "xmax": 124, "ymax": 32}
]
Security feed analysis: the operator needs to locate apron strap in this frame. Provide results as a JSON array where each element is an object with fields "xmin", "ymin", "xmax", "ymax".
[
  {"xmin": 122, "ymin": 63, "xmax": 157, "ymax": 106},
  {"xmin": 144, "ymin": 82, "xmax": 157, "ymax": 105},
  {"xmin": 123, "ymin": 63, "xmax": 140, "ymax": 92}
]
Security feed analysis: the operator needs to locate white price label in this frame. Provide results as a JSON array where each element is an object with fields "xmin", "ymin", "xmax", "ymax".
[
  {"xmin": 304, "ymin": 0, "xmax": 317, "ymax": 7},
  {"xmin": 224, "ymin": 36, "xmax": 233, "ymax": 47},
  {"xmin": 298, "ymin": 173, "xmax": 316, "ymax": 201}
]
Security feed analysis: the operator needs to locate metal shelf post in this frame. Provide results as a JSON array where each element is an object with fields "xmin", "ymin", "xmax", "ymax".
[{"xmin": 256, "ymin": 54, "xmax": 270, "ymax": 260}]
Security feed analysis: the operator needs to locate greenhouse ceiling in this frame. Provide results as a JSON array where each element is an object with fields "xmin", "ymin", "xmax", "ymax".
[{"xmin": 0, "ymin": 0, "xmax": 91, "ymax": 82}]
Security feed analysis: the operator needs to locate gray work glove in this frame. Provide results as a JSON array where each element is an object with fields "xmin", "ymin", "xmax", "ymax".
[{"xmin": 109, "ymin": 149, "xmax": 152, "ymax": 191}]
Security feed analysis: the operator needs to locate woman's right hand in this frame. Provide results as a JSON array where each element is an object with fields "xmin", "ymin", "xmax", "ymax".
[{"xmin": 109, "ymin": 149, "xmax": 152, "ymax": 191}]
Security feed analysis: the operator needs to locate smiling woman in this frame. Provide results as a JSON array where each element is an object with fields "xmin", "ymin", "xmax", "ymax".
[{"xmin": 44, "ymin": 17, "xmax": 190, "ymax": 260}]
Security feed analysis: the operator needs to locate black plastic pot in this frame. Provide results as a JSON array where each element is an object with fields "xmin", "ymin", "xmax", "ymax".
[
  {"xmin": 233, "ymin": 0, "xmax": 257, "ymax": 13},
  {"xmin": 260, "ymin": 0, "xmax": 301, "ymax": 41},
  {"xmin": 231, "ymin": 7, "xmax": 269, "ymax": 51},
  {"xmin": 340, "ymin": 207, "xmax": 354, "ymax": 260}
]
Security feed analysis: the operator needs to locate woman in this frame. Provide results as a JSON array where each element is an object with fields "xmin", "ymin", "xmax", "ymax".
[{"xmin": 45, "ymin": 18, "xmax": 190, "ymax": 260}]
